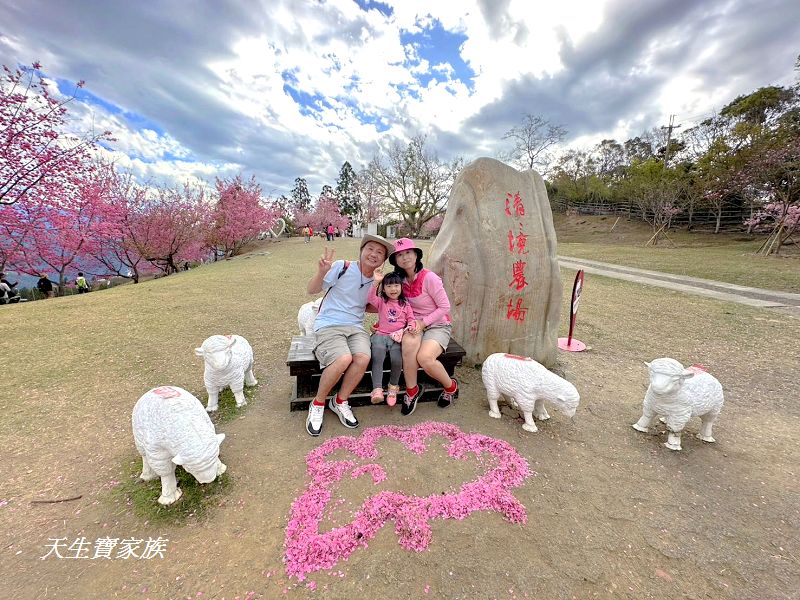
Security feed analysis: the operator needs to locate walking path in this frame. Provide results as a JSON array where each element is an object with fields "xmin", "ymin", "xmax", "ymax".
[{"xmin": 557, "ymin": 256, "xmax": 800, "ymax": 318}]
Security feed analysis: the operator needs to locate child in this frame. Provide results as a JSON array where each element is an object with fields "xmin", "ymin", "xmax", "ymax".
[
  {"xmin": 76, "ymin": 272, "xmax": 89, "ymax": 294},
  {"xmin": 368, "ymin": 272, "xmax": 417, "ymax": 406}
]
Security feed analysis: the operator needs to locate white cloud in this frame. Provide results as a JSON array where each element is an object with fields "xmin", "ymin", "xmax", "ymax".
[{"xmin": 1, "ymin": 0, "xmax": 798, "ymax": 196}]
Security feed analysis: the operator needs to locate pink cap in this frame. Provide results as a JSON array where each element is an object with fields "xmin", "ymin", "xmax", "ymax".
[{"xmin": 389, "ymin": 237, "xmax": 423, "ymax": 266}]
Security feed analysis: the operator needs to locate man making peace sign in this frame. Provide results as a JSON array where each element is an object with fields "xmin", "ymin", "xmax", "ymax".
[{"xmin": 304, "ymin": 234, "xmax": 394, "ymax": 436}]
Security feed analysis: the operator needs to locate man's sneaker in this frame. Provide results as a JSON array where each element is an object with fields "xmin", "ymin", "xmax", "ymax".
[
  {"xmin": 400, "ymin": 386, "xmax": 421, "ymax": 416},
  {"xmin": 306, "ymin": 402, "xmax": 325, "ymax": 436},
  {"xmin": 329, "ymin": 398, "xmax": 359, "ymax": 428},
  {"xmin": 437, "ymin": 378, "xmax": 458, "ymax": 408}
]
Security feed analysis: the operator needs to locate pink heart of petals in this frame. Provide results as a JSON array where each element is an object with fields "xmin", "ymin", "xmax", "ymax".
[{"xmin": 284, "ymin": 422, "xmax": 531, "ymax": 581}]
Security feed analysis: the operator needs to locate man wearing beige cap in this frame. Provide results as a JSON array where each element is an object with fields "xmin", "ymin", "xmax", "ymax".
[{"xmin": 304, "ymin": 234, "xmax": 393, "ymax": 436}]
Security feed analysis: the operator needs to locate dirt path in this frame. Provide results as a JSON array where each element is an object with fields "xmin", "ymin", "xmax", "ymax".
[
  {"xmin": 558, "ymin": 256, "xmax": 800, "ymax": 317},
  {"xmin": 2, "ymin": 239, "xmax": 799, "ymax": 599}
]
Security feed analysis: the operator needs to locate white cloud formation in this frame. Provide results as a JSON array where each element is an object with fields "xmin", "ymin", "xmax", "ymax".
[{"xmin": 0, "ymin": 0, "xmax": 798, "ymax": 196}]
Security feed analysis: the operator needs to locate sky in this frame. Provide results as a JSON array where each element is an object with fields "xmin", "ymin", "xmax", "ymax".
[{"xmin": 1, "ymin": 0, "xmax": 799, "ymax": 199}]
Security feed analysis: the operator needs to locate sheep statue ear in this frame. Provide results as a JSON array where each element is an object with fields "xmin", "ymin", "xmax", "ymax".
[
  {"xmin": 226, "ymin": 337, "xmax": 237, "ymax": 349},
  {"xmin": 194, "ymin": 347, "xmax": 204, "ymax": 357},
  {"xmin": 680, "ymin": 369, "xmax": 696, "ymax": 380},
  {"xmin": 216, "ymin": 433, "xmax": 226, "ymax": 445},
  {"xmin": 644, "ymin": 361, "xmax": 651, "ymax": 369},
  {"xmin": 172, "ymin": 454, "xmax": 184, "ymax": 466}
]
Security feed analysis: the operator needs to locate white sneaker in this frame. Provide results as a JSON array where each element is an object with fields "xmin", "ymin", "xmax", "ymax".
[
  {"xmin": 306, "ymin": 402, "xmax": 325, "ymax": 436},
  {"xmin": 328, "ymin": 398, "xmax": 359, "ymax": 428}
]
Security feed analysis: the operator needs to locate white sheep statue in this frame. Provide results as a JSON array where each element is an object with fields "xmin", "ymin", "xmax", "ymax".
[
  {"xmin": 632, "ymin": 358, "xmax": 724, "ymax": 451},
  {"xmin": 131, "ymin": 386, "xmax": 227, "ymax": 505},
  {"xmin": 297, "ymin": 297, "xmax": 323, "ymax": 336},
  {"xmin": 194, "ymin": 334, "xmax": 257, "ymax": 412},
  {"xmin": 481, "ymin": 353, "xmax": 580, "ymax": 432}
]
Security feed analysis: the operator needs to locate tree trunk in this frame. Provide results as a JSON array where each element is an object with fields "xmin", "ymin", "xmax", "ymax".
[{"xmin": 714, "ymin": 210, "xmax": 721, "ymax": 234}]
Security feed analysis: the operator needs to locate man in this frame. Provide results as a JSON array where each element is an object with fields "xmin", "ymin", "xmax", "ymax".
[
  {"xmin": 37, "ymin": 273, "xmax": 54, "ymax": 299},
  {"xmin": 305, "ymin": 234, "xmax": 393, "ymax": 436}
]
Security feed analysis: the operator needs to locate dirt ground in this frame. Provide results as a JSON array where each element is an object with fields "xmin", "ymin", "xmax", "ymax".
[{"xmin": 1, "ymin": 236, "xmax": 799, "ymax": 599}]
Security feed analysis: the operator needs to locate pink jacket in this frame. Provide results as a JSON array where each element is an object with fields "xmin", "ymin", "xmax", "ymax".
[
  {"xmin": 402, "ymin": 269, "xmax": 451, "ymax": 327},
  {"xmin": 368, "ymin": 287, "xmax": 416, "ymax": 335}
]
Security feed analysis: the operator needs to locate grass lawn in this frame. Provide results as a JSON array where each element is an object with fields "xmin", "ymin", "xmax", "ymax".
[{"xmin": 1, "ymin": 236, "xmax": 798, "ymax": 599}]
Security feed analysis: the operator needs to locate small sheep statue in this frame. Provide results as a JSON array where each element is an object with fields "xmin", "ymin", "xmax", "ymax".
[
  {"xmin": 131, "ymin": 386, "xmax": 227, "ymax": 505},
  {"xmin": 194, "ymin": 334, "xmax": 257, "ymax": 412},
  {"xmin": 297, "ymin": 297, "xmax": 323, "ymax": 336},
  {"xmin": 481, "ymin": 353, "xmax": 580, "ymax": 432},
  {"xmin": 632, "ymin": 358, "xmax": 724, "ymax": 451}
]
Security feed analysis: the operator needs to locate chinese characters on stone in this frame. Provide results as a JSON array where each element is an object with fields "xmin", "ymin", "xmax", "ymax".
[
  {"xmin": 41, "ymin": 537, "xmax": 169, "ymax": 560},
  {"xmin": 502, "ymin": 192, "xmax": 530, "ymax": 321}
]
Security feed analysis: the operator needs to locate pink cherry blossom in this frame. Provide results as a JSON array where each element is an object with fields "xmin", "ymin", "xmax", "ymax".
[{"xmin": 284, "ymin": 421, "xmax": 531, "ymax": 581}]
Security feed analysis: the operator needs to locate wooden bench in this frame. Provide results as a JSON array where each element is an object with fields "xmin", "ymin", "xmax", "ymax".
[{"xmin": 286, "ymin": 335, "xmax": 467, "ymax": 411}]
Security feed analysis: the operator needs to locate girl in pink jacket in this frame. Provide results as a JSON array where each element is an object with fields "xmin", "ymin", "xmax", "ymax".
[{"xmin": 368, "ymin": 272, "xmax": 417, "ymax": 406}]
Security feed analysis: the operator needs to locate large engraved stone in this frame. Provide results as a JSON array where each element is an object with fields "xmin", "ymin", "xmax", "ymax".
[{"xmin": 428, "ymin": 158, "xmax": 562, "ymax": 367}]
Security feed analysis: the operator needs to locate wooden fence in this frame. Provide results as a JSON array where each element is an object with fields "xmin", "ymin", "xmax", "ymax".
[{"xmin": 550, "ymin": 198, "xmax": 757, "ymax": 231}]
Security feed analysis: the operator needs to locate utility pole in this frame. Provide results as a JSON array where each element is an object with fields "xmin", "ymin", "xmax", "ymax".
[{"xmin": 661, "ymin": 114, "xmax": 681, "ymax": 166}]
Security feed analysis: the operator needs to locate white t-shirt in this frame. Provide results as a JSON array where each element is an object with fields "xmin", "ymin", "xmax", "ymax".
[{"xmin": 313, "ymin": 260, "xmax": 373, "ymax": 332}]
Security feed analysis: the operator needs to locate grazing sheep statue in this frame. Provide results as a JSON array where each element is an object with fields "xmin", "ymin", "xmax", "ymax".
[
  {"xmin": 481, "ymin": 353, "xmax": 580, "ymax": 432},
  {"xmin": 297, "ymin": 297, "xmax": 323, "ymax": 336},
  {"xmin": 194, "ymin": 334, "xmax": 257, "ymax": 412},
  {"xmin": 632, "ymin": 358, "xmax": 724, "ymax": 451},
  {"xmin": 132, "ymin": 386, "xmax": 227, "ymax": 505}
]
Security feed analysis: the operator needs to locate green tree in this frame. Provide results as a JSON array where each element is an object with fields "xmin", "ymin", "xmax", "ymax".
[
  {"xmin": 318, "ymin": 184, "xmax": 335, "ymax": 204},
  {"xmin": 619, "ymin": 159, "xmax": 685, "ymax": 244},
  {"xmin": 335, "ymin": 161, "xmax": 360, "ymax": 218},
  {"xmin": 290, "ymin": 177, "xmax": 311, "ymax": 213}
]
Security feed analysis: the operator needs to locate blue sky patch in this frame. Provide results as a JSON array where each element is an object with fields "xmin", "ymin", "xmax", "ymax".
[
  {"xmin": 52, "ymin": 76, "xmax": 167, "ymax": 136},
  {"xmin": 336, "ymin": 95, "xmax": 390, "ymax": 132},
  {"xmin": 352, "ymin": 0, "xmax": 393, "ymax": 18},
  {"xmin": 282, "ymin": 79, "xmax": 333, "ymax": 118},
  {"xmin": 400, "ymin": 20, "xmax": 475, "ymax": 92}
]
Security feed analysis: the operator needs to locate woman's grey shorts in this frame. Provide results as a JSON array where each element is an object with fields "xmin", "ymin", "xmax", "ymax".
[{"xmin": 422, "ymin": 323, "xmax": 452, "ymax": 351}]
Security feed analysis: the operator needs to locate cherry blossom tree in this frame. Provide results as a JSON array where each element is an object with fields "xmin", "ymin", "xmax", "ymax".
[
  {"xmin": 85, "ymin": 166, "xmax": 158, "ymax": 283},
  {"xmin": 14, "ymin": 173, "xmax": 116, "ymax": 293},
  {"xmin": 293, "ymin": 197, "xmax": 349, "ymax": 234},
  {"xmin": 0, "ymin": 202, "xmax": 28, "ymax": 272},
  {"xmin": 133, "ymin": 184, "xmax": 210, "ymax": 275},
  {"xmin": 207, "ymin": 175, "xmax": 278, "ymax": 257},
  {"xmin": 0, "ymin": 62, "xmax": 111, "ymax": 206},
  {"xmin": 742, "ymin": 130, "xmax": 800, "ymax": 254}
]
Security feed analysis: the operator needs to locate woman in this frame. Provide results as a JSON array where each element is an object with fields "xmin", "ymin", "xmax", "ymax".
[{"xmin": 388, "ymin": 238, "xmax": 458, "ymax": 415}]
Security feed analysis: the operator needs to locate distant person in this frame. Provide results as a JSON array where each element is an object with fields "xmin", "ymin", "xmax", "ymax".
[
  {"xmin": 302, "ymin": 225, "xmax": 311, "ymax": 243},
  {"xmin": 326, "ymin": 223, "xmax": 335, "ymax": 242},
  {"xmin": 1, "ymin": 272, "xmax": 17, "ymax": 293},
  {"xmin": 0, "ymin": 276, "xmax": 11, "ymax": 304},
  {"xmin": 0, "ymin": 273, "xmax": 20, "ymax": 304},
  {"xmin": 183, "ymin": 261, "xmax": 190, "ymax": 271},
  {"xmin": 37, "ymin": 274, "xmax": 54, "ymax": 299},
  {"xmin": 76, "ymin": 272, "xmax": 90, "ymax": 294}
]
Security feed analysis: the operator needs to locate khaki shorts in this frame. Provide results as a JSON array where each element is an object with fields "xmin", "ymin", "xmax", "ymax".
[
  {"xmin": 314, "ymin": 325, "xmax": 371, "ymax": 369},
  {"xmin": 422, "ymin": 323, "xmax": 452, "ymax": 351}
]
